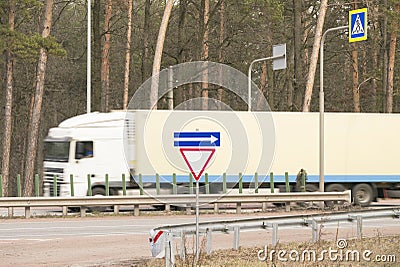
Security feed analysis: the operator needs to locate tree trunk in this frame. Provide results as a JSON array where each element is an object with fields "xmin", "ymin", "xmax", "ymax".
[
  {"xmin": 293, "ymin": 0, "xmax": 303, "ymax": 111},
  {"xmin": 175, "ymin": 0, "xmax": 187, "ymax": 107},
  {"xmin": 2, "ymin": 0, "xmax": 16, "ymax": 197},
  {"xmin": 101, "ymin": 0, "xmax": 112, "ymax": 112},
  {"xmin": 23, "ymin": 0, "xmax": 54, "ymax": 197},
  {"xmin": 302, "ymin": 0, "xmax": 328, "ymax": 112},
  {"xmin": 387, "ymin": 31, "xmax": 397, "ymax": 113},
  {"xmin": 123, "ymin": 0, "xmax": 133, "ymax": 109},
  {"xmin": 141, "ymin": 0, "xmax": 151, "ymax": 83},
  {"xmin": 150, "ymin": 0, "xmax": 174, "ymax": 109},
  {"xmin": 387, "ymin": 2, "xmax": 399, "ymax": 113},
  {"xmin": 201, "ymin": 0, "xmax": 210, "ymax": 110},
  {"xmin": 352, "ymin": 48, "xmax": 360, "ymax": 112},
  {"xmin": 371, "ymin": 5, "xmax": 379, "ymax": 112},
  {"xmin": 217, "ymin": 0, "xmax": 225, "ymax": 109},
  {"xmin": 92, "ymin": 0, "xmax": 102, "ymax": 112}
]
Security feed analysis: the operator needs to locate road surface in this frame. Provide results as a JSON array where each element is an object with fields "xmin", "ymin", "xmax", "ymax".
[{"xmin": 1, "ymin": 201, "xmax": 400, "ymax": 266}]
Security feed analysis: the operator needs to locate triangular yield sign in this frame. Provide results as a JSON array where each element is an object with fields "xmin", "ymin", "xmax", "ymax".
[{"xmin": 179, "ymin": 148, "xmax": 215, "ymax": 181}]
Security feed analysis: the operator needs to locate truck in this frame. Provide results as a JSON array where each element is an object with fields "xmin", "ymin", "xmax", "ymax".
[{"xmin": 43, "ymin": 110, "xmax": 400, "ymax": 206}]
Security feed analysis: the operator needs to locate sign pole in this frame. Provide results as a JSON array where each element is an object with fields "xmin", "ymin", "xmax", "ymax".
[{"xmin": 195, "ymin": 179, "xmax": 200, "ymax": 261}]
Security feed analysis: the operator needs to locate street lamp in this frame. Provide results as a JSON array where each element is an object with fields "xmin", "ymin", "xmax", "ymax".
[
  {"xmin": 319, "ymin": 25, "xmax": 347, "ymax": 194},
  {"xmin": 247, "ymin": 44, "xmax": 286, "ymax": 111}
]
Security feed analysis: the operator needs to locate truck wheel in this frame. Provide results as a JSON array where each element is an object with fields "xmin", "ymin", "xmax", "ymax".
[
  {"xmin": 90, "ymin": 187, "xmax": 108, "ymax": 212},
  {"xmin": 297, "ymin": 184, "xmax": 319, "ymax": 208},
  {"xmin": 352, "ymin": 183, "xmax": 373, "ymax": 206},
  {"xmin": 325, "ymin": 184, "xmax": 347, "ymax": 207}
]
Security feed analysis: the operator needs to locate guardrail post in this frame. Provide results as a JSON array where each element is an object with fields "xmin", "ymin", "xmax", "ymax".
[
  {"xmin": 8, "ymin": 207, "xmax": 13, "ymax": 218},
  {"xmin": 272, "ymin": 223, "xmax": 278, "ymax": 246},
  {"xmin": 0, "ymin": 175, "xmax": 2, "ymax": 197},
  {"xmin": 139, "ymin": 174, "xmax": 144, "ymax": 195},
  {"xmin": 80, "ymin": 207, "xmax": 86, "ymax": 217},
  {"xmin": 62, "ymin": 206, "xmax": 68, "ymax": 216},
  {"xmin": 349, "ymin": 215, "xmax": 363, "ymax": 239},
  {"xmin": 206, "ymin": 228, "xmax": 212, "ymax": 255},
  {"xmin": 270, "ymin": 172, "xmax": 274, "ymax": 193},
  {"xmin": 312, "ymin": 220, "xmax": 318, "ymax": 243},
  {"xmin": 70, "ymin": 174, "xmax": 74, "ymax": 196},
  {"xmin": 172, "ymin": 173, "xmax": 177, "ymax": 195},
  {"xmin": 156, "ymin": 173, "xmax": 160, "ymax": 195},
  {"xmin": 254, "ymin": 172, "xmax": 259, "ymax": 193},
  {"xmin": 205, "ymin": 173, "xmax": 209, "ymax": 194},
  {"xmin": 179, "ymin": 230, "xmax": 186, "ymax": 260},
  {"xmin": 35, "ymin": 174, "xmax": 40, "ymax": 197},
  {"xmin": 114, "ymin": 205, "xmax": 120, "ymax": 214},
  {"xmin": 25, "ymin": 206, "xmax": 31, "ymax": 219},
  {"xmin": 87, "ymin": 174, "xmax": 92, "ymax": 196},
  {"xmin": 134, "ymin": 204, "xmax": 140, "ymax": 216},
  {"xmin": 122, "ymin": 174, "xmax": 126, "ymax": 196},
  {"xmin": 223, "ymin": 173, "xmax": 227, "ymax": 194},
  {"xmin": 105, "ymin": 174, "xmax": 109, "ymax": 196},
  {"xmin": 214, "ymin": 202, "xmax": 219, "ymax": 214},
  {"xmin": 17, "ymin": 174, "xmax": 22, "ymax": 197},
  {"xmin": 233, "ymin": 226, "xmax": 240, "ymax": 250},
  {"xmin": 236, "ymin": 202, "xmax": 241, "ymax": 214},
  {"xmin": 357, "ymin": 215, "xmax": 363, "ymax": 239},
  {"xmin": 165, "ymin": 232, "xmax": 175, "ymax": 267},
  {"xmin": 238, "ymin": 173, "xmax": 243, "ymax": 194}
]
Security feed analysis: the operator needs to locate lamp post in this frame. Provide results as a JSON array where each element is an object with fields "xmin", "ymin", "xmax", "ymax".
[
  {"xmin": 319, "ymin": 26, "xmax": 347, "ymax": 194},
  {"xmin": 248, "ymin": 45, "xmax": 286, "ymax": 111}
]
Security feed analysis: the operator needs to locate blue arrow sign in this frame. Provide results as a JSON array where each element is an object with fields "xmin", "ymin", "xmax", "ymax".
[{"xmin": 174, "ymin": 132, "xmax": 220, "ymax": 147}]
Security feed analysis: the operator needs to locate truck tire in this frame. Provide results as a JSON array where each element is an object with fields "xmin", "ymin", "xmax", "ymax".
[
  {"xmin": 90, "ymin": 187, "xmax": 108, "ymax": 212},
  {"xmin": 352, "ymin": 183, "xmax": 373, "ymax": 206},
  {"xmin": 297, "ymin": 184, "xmax": 319, "ymax": 208},
  {"xmin": 325, "ymin": 183, "xmax": 347, "ymax": 207}
]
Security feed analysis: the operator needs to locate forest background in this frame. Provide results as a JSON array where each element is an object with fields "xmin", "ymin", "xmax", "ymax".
[{"xmin": 0, "ymin": 0, "xmax": 399, "ymax": 196}]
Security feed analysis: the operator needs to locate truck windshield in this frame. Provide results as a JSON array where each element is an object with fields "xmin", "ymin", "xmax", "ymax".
[{"xmin": 44, "ymin": 141, "xmax": 70, "ymax": 162}]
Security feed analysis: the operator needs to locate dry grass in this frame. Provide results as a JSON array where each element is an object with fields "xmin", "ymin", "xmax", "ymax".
[{"xmin": 143, "ymin": 235, "xmax": 400, "ymax": 267}]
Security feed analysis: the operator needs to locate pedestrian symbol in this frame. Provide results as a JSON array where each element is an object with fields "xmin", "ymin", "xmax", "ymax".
[
  {"xmin": 351, "ymin": 15, "xmax": 364, "ymax": 35},
  {"xmin": 349, "ymin": 8, "xmax": 367, "ymax": 43}
]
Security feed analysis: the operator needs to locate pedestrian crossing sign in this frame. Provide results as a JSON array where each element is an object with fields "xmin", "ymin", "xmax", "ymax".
[{"xmin": 349, "ymin": 8, "xmax": 367, "ymax": 43}]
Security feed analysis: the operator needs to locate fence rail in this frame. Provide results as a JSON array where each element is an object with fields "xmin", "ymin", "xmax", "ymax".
[
  {"xmin": 155, "ymin": 207, "xmax": 400, "ymax": 264},
  {"xmin": 0, "ymin": 190, "xmax": 351, "ymax": 218}
]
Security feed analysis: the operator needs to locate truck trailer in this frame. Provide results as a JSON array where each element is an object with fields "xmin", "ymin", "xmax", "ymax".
[{"xmin": 43, "ymin": 110, "xmax": 400, "ymax": 206}]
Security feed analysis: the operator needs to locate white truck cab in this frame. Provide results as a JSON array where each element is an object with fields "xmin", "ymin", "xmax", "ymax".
[{"xmin": 43, "ymin": 111, "xmax": 132, "ymax": 197}]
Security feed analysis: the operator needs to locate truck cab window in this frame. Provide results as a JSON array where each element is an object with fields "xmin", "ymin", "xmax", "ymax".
[
  {"xmin": 75, "ymin": 141, "xmax": 93, "ymax": 159},
  {"xmin": 44, "ymin": 141, "xmax": 70, "ymax": 162}
]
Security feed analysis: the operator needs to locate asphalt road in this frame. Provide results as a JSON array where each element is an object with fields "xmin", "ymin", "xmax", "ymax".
[{"xmin": 0, "ymin": 200, "xmax": 399, "ymax": 266}]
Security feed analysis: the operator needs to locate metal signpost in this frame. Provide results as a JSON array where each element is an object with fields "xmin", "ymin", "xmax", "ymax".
[
  {"xmin": 319, "ymin": 8, "xmax": 367, "ymax": 195},
  {"xmin": 174, "ymin": 131, "xmax": 220, "ymax": 260},
  {"xmin": 247, "ymin": 43, "xmax": 286, "ymax": 111}
]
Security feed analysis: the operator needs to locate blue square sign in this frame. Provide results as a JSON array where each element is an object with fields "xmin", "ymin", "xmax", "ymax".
[{"xmin": 349, "ymin": 8, "xmax": 367, "ymax": 43}]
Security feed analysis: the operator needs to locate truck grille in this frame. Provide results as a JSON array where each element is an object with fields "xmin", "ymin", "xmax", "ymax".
[{"xmin": 43, "ymin": 168, "xmax": 64, "ymax": 197}]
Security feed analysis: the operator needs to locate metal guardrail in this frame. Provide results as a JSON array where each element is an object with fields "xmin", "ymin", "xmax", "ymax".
[
  {"xmin": 0, "ymin": 191, "xmax": 351, "ymax": 218},
  {"xmin": 155, "ymin": 207, "xmax": 400, "ymax": 263}
]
